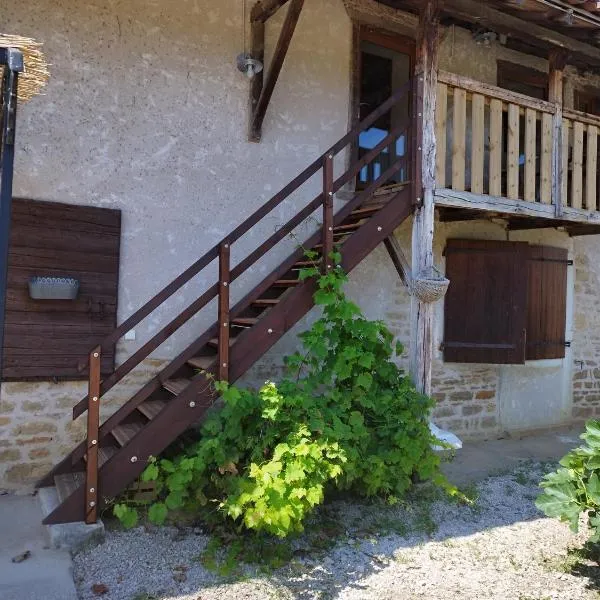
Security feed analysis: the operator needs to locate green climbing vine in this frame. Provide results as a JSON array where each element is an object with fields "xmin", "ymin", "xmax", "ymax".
[{"xmin": 113, "ymin": 253, "xmax": 446, "ymax": 536}]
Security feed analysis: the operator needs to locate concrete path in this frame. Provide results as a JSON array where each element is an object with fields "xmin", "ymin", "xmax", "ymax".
[
  {"xmin": 442, "ymin": 424, "xmax": 585, "ymax": 487},
  {"xmin": 0, "ymin": 493, "xmax": 78, "ymax": 600}
]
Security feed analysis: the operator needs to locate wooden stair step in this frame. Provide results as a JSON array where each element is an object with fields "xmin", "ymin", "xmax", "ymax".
[
  {"xmin": 54, "ymin": 472, "xmax": 85, "ymax": 503},
  {"xmin": 187, "ymin": 356, "xmax": 215, "ymax": 370},
  {"xmin": 334, "ymin": 223, "xmax": 361, "ymax": 233},
  {"xmin": 273, "ymin": 279, "xmax": 301, "ymax": 287},
  {"xmin": 84, "ymin": 446, "xmax": 117, "ymax": 468},
  {"xmin": 137, "ymin": 399, "xmax": 167, "ymax": 420},
  {"xmin": 98, "ymin": 446, "xmax": 116, "ymax": 467},
  {"xmin": 162, "ymin": 378, "xmax": 191, "ymax": 395},
  {"xmin": 231, "ymin": 318, "xmax": 258, "ymax": 328},
  {"xmin": 252, "ymin": 298, "xmax": 280, "ymax": 307},
  {"xmin": 111, "ymin": 422, "xmax": 144, "ymax": 447},
  {"xmin": 208, "ymin": 337, "xmax": 237, "ymax": 348},
  {"xmin": 348, "ymin": 204, "xmax": 384, "ymax": 219}
]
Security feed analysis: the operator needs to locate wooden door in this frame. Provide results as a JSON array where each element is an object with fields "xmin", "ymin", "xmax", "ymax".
[{"xmin": 355, "ymin": 29, "xmax": 415, "ymax": 189}]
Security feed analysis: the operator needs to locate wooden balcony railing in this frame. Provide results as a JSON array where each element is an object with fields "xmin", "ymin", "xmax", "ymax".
[{"xmin": 436, "ymin": 71, "xmax": 600, "ymax": 217}]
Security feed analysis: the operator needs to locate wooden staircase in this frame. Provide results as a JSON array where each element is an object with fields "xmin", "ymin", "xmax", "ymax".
[{"xmin": 38, "ymin": 79, "xmax": 416, "ymax": 525}]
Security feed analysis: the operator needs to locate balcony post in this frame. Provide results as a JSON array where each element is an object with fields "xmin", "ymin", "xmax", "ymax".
[
  {"xmin": 410, "ymin": 0, "xmax": 441, "ymax": 396},
  {"xmin": 549, "ymin": 50, "xmax": 567, "ymax": 218}
]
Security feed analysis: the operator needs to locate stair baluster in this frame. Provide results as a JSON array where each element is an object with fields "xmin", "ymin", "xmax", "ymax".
[
  {"xmin": 85, "ymin": 346, "xmax": 101, "ymax": 524},
  {"xmin": 218, "ymin": 242, "xmax": 231, "ymax": 382},
  {"xmin": 322, "ymin": 153, "xmax": 334, "ymax": 272}
]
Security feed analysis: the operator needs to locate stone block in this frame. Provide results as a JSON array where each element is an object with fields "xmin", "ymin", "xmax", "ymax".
[
  {"xmin": 0, "ymin": 449, "xmax": 20, "ymax": 461},
  {"xmin": 450, "ymin": 391, "xmax": 472, "ymax": 402},
  {"xmin": 475, "ymin": 390, "xmax": 495, "ymax": 400},
  {"xmin": 462, "ymin": 405, "xmax": 483, "ymax": 416},
  {"xmin": 5, "ymin": 462, "xmax": 52, "ymax": 485},
  {"xmin": 15, "ymin": 436, "xmax": 53, "ymax": 446},
  {"xmin": 573, "ymin": 406, "xmax": 594, "ymax": 419},
  {"xmin": 0, "ymin": 400, "xmax": 15, "ymax": 413},
  {"xmin": 29, "ymin": 448, "xmax": 50, "ymax": 459},
  {"xmin": 433, "ymin": 405, "xmax": 455, "ymax": 418},
  {"xmin": 12, "ymin": 421, "xmax": 57, "ymax": 436},
  {"xmin": 0, "ymin": 416, "xmax": 11, "ymax": 426},
  {"xmin": 22, "ymin": 400, "xmax": 45, "ymax": 412}
]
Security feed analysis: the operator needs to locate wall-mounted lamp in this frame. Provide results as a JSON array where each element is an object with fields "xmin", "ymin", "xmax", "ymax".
[{"xmin": 237, "ymin": 53, "xmax": 263, "ymax": 79}]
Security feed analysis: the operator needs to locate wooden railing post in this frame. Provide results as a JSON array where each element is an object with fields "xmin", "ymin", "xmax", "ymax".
[
  {"xmin": 85, "ymin": 346, "xmax": 101, "ymax": 524},
  {"xmin": 218, "ymin": 242, "xmax": 231, "ymax": 382},
  {"xmin": 322, "ymin": 154, "xmax": 334, "ymax": 272},
  {"xmin": 549, "ymin": 50, "xmax": 567, "ymax": 218}
]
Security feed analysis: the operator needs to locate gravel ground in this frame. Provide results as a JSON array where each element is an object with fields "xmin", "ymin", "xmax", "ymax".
[{"xmin": 73, "ymin": 463, "xmax": 600, "ymax": 600}]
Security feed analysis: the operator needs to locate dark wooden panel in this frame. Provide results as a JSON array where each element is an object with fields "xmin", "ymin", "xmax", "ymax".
[
  {"xmin": 526, "ymin": 246, "xmax": 568, "ymax": 360},
  {"xmin": 3, "ymin": 198, "xmax": 121, "ymax": 380},
  {"xmin": 444, "ymin": 239, "xmax": 528, "ymax": 364}
]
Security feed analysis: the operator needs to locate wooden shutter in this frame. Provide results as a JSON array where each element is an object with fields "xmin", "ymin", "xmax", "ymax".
[
  {"xmin": 443, "ymin": 239, "xmax": 528, "ymax": 364},
  {"xmin": 3, "ymin": 198, "xmax": 121, "ymax": 380},
  {"xmin": 526, "ymin": 245, "xmax": 568, "ymax": 360}
]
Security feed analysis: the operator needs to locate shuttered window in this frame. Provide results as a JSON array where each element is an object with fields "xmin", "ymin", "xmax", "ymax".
[
  {"xmin": 443, "ymin": 239, "xmax": 568, "ymax": 364},
  {"xmin": 3, "ymin": 198, "xmax": 121, "ymax": 380}
]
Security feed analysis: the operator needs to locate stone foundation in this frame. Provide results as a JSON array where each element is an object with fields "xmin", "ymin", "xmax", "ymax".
[{"xmin": 0, "ymin": 358, "xmax": 166, "ymax": 491}]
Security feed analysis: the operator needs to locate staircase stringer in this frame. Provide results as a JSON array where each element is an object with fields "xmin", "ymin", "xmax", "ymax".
[{"xmin": 42, "ymin": 188, "xmax": 413, "ymax": 525}]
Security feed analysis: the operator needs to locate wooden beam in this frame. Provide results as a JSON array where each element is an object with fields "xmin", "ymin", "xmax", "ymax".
[
  {"xmin": 249, "ymin": 6, "xmax": 266, "ymax": 120},
  {"xmin": 384, "ymin": 236, "xmax": 412, "ymax": 289},
  {"xmin": 410, "ymin": 0, "xmax": 440, "ymax": 396},
  {"xmin": 434, "ymin": 187, "xmax": 600, "ymax": 225},
  {"xmin": 251, "ymin": 0, "xmax": 292, "ymax": 23},
  {"xmin": 249, "ymin": 0, "xmax": 305, "ymax": 142},
  {"xmin": 442, "ymin": 0, "xmax": 600, "ymax": 65}
]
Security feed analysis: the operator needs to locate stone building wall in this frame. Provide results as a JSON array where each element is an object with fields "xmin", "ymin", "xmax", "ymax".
[{"xmin": 571, "ymin": 237, "xmax": 600, "ymax": 421}]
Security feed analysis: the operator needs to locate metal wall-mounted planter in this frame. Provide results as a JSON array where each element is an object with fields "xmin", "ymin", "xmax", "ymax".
[{"xmin": 28, "ymin": 276, "xmax": 79, "ymax": 300}]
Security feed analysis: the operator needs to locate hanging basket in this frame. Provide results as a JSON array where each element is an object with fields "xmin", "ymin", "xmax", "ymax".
[
  {"xmin": 0, "ymin": 34, "xmax": 50, "ymax": 102},
  {"xmin": 411, "ymin": 266, "xmax": 449, "ymax": 303}
]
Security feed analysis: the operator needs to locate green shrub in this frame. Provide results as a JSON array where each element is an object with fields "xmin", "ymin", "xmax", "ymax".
[
  {"xmin": 113, "ymin": 258, "xmax": 445, "ymax": 536},
  {"xmin": 536, "ymin": 419, "xmax": 600, "ymax": 541}
]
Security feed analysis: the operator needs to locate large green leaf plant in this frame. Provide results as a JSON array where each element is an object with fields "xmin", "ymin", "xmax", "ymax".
[
  {"xmin": 113, "ymin": 255, "xmax": 444, "ymax": 536},
  {"xmin": 536, "ymin": 419, "xmax": 600, "ymax": 541}
]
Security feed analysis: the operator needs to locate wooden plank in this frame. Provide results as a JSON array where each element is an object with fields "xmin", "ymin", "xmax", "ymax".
[
  {"xmin": 489, "ymin": 98, "xmax": 503, "ymax": 197},
  {"xmin": 586, "ymin": 124, "xmax": 598, "ymax": 211},
  {"xmin": 451, "ymin": 87, "xmax": 467, "ymax": 191},
  {"xmin": 218, "ymin": 243, "xmax": 230, "ymax": 382},
  {"xmin": 563, "ymin": 108, "xmax": 600, "ymax": 128},
  {"xmin": 507, "ymin": 103, "xmax": 520, "ymax": 200},
  {"xmin": 250, "ymin": 0, "xmax": 305, "ymax": 141},
  {"xmin": 548, "ymin": 51, "xmax": 566, "ymax": 216},
  {"xmin": 524, "ymin": 108, "xmax": 537, "ymax": 202},
  {"xmin": 435, "ymin": 82, "xmax": 447, "ymax": 187},
  {"xmin": 572, "ymin": 121, "xmax": 584, "ymax": 209},
  {"xmin": 85, "ymin": 347, "xmax": 101, "ymax": 524},
  {"xmin": 471, "ymin": 93, "xmax": 485, "ymax": 194},
  {"xmin": 438, "ymin": 71, "xmax": 555, "ymax": 114},
  {"xmin": 540, "ymin": 112, "xmax": 553, "ymax": 204},
  {"xmin": 562, "ymin": 120, "xmax": 570, "ymax": 208}
]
